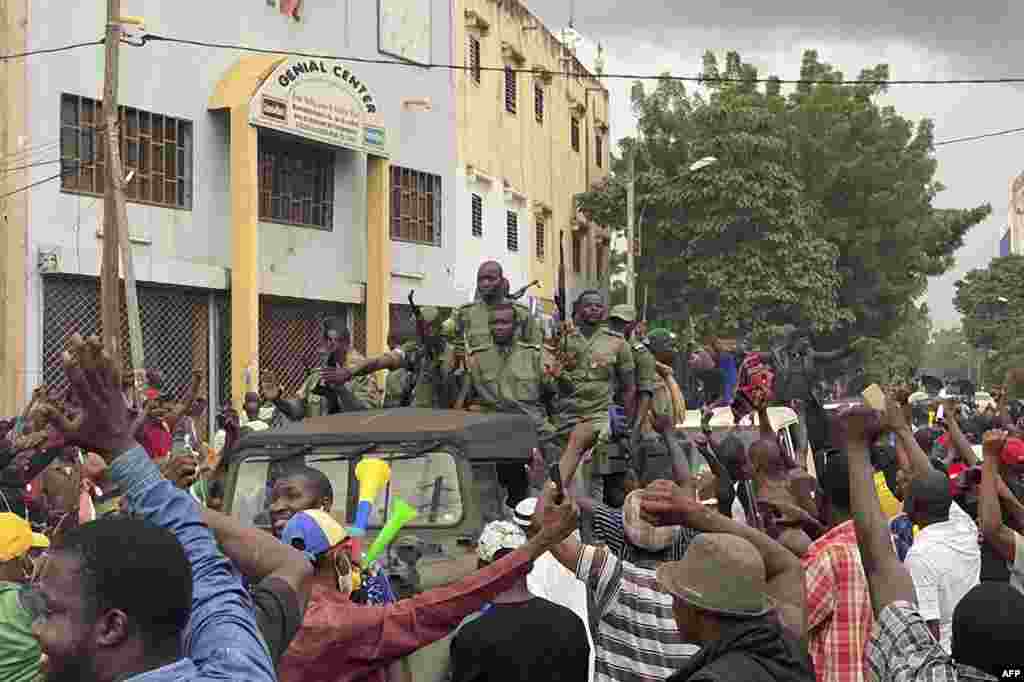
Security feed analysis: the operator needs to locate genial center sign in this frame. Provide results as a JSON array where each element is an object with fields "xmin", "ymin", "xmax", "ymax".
[{"xmin": 250, "ymin": 58, "xmax": 389, "ymax": 158}]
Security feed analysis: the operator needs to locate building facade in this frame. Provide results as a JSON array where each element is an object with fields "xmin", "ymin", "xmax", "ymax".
[
  {"xmin": 454, "ymin": 0, "xmax": 611, "ymax": 326},
  {"xmin": 0, "ymin": 0, "xmax": 460, "ymax": 417},
  {"xmin": 1007, "ymin": 172, "xmax": 1024, "ymax": 257}
]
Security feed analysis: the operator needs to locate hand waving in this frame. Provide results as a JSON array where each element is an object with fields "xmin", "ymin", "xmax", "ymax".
[
  {"xmin": 39, "ymin": 334, "xmax": 136, "ymax": 462},
  {"xmin": 833, "ymin": 406, "xmax": 883, "ymax": 449},
  {"xmin": 982, "ymin": 429, "xmax": 1008, "ymax": 460}
]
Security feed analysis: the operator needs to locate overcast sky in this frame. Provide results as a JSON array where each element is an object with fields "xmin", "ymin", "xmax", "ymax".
[{"xmin": 525, "ymin": 0, "xmax": 1023, "ymax": 330}]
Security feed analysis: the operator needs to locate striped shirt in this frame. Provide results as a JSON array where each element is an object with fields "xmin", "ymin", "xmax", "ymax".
[
  {"xmin": 576, "ymin": 544, "xmax": 699, "ymax": 682},
  {"xmin": 591, "ymin": 502, "xmax": 700, "ymax": 568}
]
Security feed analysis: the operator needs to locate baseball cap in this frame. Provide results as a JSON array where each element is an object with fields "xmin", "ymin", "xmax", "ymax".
[
  {"xmin": 0, "ymin": 513, "xmax": 47, "ymax": 562},
  {"xmin": 477, "ymin": 521, "xmax": 526, "ymax": 563},
  {"xmin": 647, "ymin": 328, "xmax": 677, "ymax": 353},
  {"xmin": 608, "ymin": 305, "xmax": 636, "ymax": 323},
  {"xmin": 1001, "ymin": 438, "xmax": 1024, "ymax": 467},
  {"xmin": 281, "ymin": 510, "xmax": 348, "ymax": 563},
  {"xmin": 513, "ymin": 498, "xmax": 537, "ymax": 528},
  {"xmin": 656, "ymin": 533, "xmax": 775, "ymax": 617}
]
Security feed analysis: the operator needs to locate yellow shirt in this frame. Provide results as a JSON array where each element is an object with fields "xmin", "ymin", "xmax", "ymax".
[{"xmin": 875, "ymin": 471, "xmax": 904, "ymax": 519}]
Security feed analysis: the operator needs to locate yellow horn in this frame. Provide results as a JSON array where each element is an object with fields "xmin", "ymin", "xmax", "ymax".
[{"xmin": 353, "ymin": 458, "xmax": 391, "ymax": 532}]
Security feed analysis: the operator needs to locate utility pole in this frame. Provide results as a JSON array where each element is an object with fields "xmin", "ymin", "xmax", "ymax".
[
  {"xmin": 101, "ymin": 2, "xmax": 146, "ymax": 392},
  {"xmin": 626, "ymin": 142, "xmax": 636, "ymax": 308}
]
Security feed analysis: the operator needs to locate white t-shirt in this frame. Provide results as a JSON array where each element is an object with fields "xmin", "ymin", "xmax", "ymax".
[
  {"xmin": 904, "ymin": 501, "xmax": 980, "ymax": 653},
  {"xmin": 1009, "ymin": 530, "xmax": 1024, "ymax": 596},
  {"xmin": 528, "ymin": 536, "xmax": 595, "ymax": 682}
]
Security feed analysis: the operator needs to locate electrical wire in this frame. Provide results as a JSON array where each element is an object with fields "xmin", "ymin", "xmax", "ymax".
[
  {"xmin": 0, "ymin": 172, "xmax": 67, "ymax": 200},
  {"xmin": 0, "ymin": 158, "xmax": 63, "ymax": 174},
  {"xmin": 934, "ymin": 126, "xmax": 1024, "ymax": 147},
  {"xmin": 0, "ymin": 39, "xmax": 104, "ymax": 62},
  {"xmin": 141, "ymin": 33, "xmax": 1024, "ymax": 86}
]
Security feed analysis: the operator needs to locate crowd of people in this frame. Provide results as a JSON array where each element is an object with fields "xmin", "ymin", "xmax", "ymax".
[{"xmin": 0, "ymin": 259, "xmax": 1023, "ymax": 682}]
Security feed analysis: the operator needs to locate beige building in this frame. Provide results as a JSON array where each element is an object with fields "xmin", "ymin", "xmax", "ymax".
[{"xmin": 454, "ymin": 0, "xmax": 611, "ymax": 322}]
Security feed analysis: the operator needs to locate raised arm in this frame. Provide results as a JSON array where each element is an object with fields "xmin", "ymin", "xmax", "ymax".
[
  {"xmin": 979, "ymin": 431, "xmax": 1018, "ymax": 564},
  {"xmin": 883, "ymin": 393, "xmax": 932, "ymax": 480},
  {"xmin": 641, "ymin": 480, "xmax": 806, "ymax": 637},
  {"xmin": 46, "ymin": 335, "xmax": 276, "ymax": 680},
  {"xmin": 942, "ymin": 399, "xmax": 978, "ymax": 467},
  {"xmin": 839, "ymin": 407, "xmax": 917, "ymax": 615}
]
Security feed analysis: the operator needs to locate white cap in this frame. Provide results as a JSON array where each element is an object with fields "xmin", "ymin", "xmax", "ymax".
[
  {"xmin": 477, "ymin": 521, "xmax": 527, "ymax": 562},
  {"xmin": 513, "ymin": 497, "xmax": 537, "ymax": 528}
]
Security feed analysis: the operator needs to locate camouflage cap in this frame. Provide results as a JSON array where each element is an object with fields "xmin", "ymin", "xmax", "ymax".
[{"xmin": 608, "ymin": 305, "xmax": 636, "ymax": 323}]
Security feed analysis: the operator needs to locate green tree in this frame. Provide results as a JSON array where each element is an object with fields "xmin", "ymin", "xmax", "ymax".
[
  {"xmin": 920, "ymin": 327, "xmax": 973, "ymax": 380},
  {"xmin": 578, "ymin": 50, "xmax": 990, "ymax": 346},
  {"xmin": 860, "ymin": 303, "xmax": 933, "ymax": 384},
  {"xmin": 954, "ymin": 255, "xmax": 1024, "ymax": 383}
]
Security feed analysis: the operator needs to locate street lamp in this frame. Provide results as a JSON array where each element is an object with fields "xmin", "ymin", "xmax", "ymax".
[{"xmin": 627, "ymin": 154, "xmax": 717, "ymax": 310}]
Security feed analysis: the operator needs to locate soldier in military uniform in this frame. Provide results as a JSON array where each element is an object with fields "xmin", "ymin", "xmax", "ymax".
[
  {"xmin": 607, "ymin": 305, "xmax": 659, "ymax": 477},
  {"xmin": 329, "ymin": 308, "xmax": 460, "ymax": 409},
  {"xmin": 382, "ymin": 330, "xmax": 411, "ymax": 408},
  {"xmin": 265, "ymin": 318, "xmax": 382, "ymax": 420},
  {"xmin": 553, "ymin": 290, "xmax": 636, "ymax": 519},
  {"xmin": 462, "ymin": 302, "xmax": 568, "ymax": 523},
  {"xmin": 450, "ymin": 261, "xmax": 543, "ymax": 355}
]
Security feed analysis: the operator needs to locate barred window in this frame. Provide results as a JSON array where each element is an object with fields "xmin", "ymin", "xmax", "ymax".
[
  {"xmin": 535, "ymin": 218, "xmax": 546, "ymax": 261},
  {"xmin": 504, "ymin": 66, "xmax": 517, "ymax": 114},
  {"xmin": 506, "ymin": 211, "xmax": 519, "ymax": 252},
  {"xmin": 596, "ymin": 134, "xmax": 603, "ymax": 168},
  {"xmin": 471, "ymin": 193, "xmax": 483, "ymax": 237},
  {"xmin": 571, "ymin": 116, "xmax": 580, "ymax": 152},
  {"xmin": 60, "ymin": 94, "xmax": 193, "ymax": 209},
  {"xmin": 390, "ymin": 166, "xmax": 442, "ymax": 245},
  {"xmin": 572, "ymin": 232, "xmax": 582, "ymax": 273},
  {"xmin": 258, "ymin": 134, "xmax": 335, "ymax": 229},
  {"xmin": 534, "ymin": 83, "xmax": 544, "ymax": 124},
  {"xmin": 468, "ymin": 36, "xmax": 481, "ymax": 83}
]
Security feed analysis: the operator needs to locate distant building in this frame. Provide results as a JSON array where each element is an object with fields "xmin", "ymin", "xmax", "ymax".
[{"xmin": 1009, "ymin": 172, "xmax": 1024, "ymax": 256}]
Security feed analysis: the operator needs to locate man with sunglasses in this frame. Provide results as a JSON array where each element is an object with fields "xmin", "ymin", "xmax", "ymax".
[{"xmin": 0, "ymin": 512, "xmax": 50, "ymax": 682}]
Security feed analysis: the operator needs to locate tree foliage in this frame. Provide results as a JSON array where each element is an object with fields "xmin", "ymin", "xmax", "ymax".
[
  {"xmin": 577, "ymin": 49, "xmax": 991, "ymax": 346},
  {"xmin": 859, "ymin": 303, "xmax": 934, "ymax": 384},
  {"xmin": 954, "ymin": 255, "xmax": 1024, "ymax": 384}
]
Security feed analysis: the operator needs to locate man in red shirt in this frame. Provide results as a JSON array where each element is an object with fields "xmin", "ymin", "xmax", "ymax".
[
  {"xmin": 803, "ymin": 450, "xmax": 873, "ymax": 682},
  {"xmin": 277, "ymin": 482, "xmax": 579, "ymax": 682}
]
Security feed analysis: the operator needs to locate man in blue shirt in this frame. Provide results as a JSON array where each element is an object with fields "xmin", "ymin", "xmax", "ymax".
[{"xmin": 31, "ymin": 333, "xmax": 277, "ymax": 682}]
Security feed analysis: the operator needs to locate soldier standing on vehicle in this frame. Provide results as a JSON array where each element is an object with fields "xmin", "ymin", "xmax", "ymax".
[
  {"xmin": 554, "ymin": 291, "xmax": 636, "ymax": 515},
  {"xmin": 327, "ymin": 308, "xmax": 457, "ymax": 409},
  {"xmin": 452, "ymin": 262, "xmax": 542, "ymax": 355},
  {"xmin": 463, "ymin": 303, "xmax": 570, "ymax": 513},
  {"xmin": 264, "ymin": 319, "xmax": 380, "ymax": 421}
]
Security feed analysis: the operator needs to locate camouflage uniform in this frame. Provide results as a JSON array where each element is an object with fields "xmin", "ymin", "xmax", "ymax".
[
  {"xmin": 297, "ymin": 348, "xmax": 382, "ymax": 417},
  {"xmin": 465, "ymin": 341, "xmax": 558, "ymax": 442},
  {"xmin": 451, "ymin": 299, "xmax": 542, "ymax": 355}
]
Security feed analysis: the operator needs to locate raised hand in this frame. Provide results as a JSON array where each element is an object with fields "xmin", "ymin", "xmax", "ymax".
[
  {"xmin": 640, "ymin": 479, "xmax": 706, "ymax": 526},
  {"xmin": 160, "ymin": 452, "xmax": 198, "ymax": 490},
  {"xmin": 534, "ymin": 481, "xmax": 579, "ymax": 546},
  {"xmin": 39, "ymin": 334, "xmax": 136, "ymax": 462},
  {"xmin": 834, "ymin": 406, "xmax": 883, "ymax": 449},
  {"xmin": 982, "ymin": 429, "xmax": 1009, "ymax": 459}
]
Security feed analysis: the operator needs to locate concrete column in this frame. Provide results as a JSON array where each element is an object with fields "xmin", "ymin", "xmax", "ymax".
[
  {"xmin": 0, "ymin": 0, "xmax": 29, "ymax": 414},
  {"xmin": 229, "ymin": 105, "xmax": 260, "ymax": 408},
  {"xmin": 365, "ymin": 155, "xmax": 391, "ymax": 360}
]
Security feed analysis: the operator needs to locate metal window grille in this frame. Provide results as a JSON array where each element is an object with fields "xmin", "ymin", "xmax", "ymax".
[
  {"xmin": 572, "ymin": 232, "xmax": 582, "ymax": 273},
  {"xmin": 596, "ymin": 134, "xmax": 603, "ymax": 168},
  {"xmin": 258, "ymin": 134, "xmax": 335, "ymax": 230},
  {"xmin": 504, "ymin": 66, "xmax": 517, "ymax": 114},
  {"xmin": 468, "ymin": 36, "xmax": 481, "ymax": 84},
  {"xmin": 534, "ymin": 83, "xmax": 544, "ymax": 123},
  {"xmin": 570, "ymin": 116, "xmax": 580, "ymax": 152},
  {"xmin": 60, "ymin": 94, "xmax": 193, "ymax": 209},
  {"xmin": 471, "ymin": 193, "xmax": 483, "ymax": 237},
  {"xmin": 259, "ymin": 296, "xmax": 355, "ymax": 398},
  {"xmin": 535, "ymin": 218, "xmax": 546, "ymax": 261},
  {"xmin": 390, "ymin": 166, "xmax": 442, "ymax": 245},
  {"xmin": 506, "ymin": 211, "xmax": 519, "ymax": 252},
  {"xmin": 41, "ymin": 275, "xmax": 213, "ymax": 437}
]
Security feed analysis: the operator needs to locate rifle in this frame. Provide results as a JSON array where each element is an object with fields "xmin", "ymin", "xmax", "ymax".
[
  {"xmin": 554, "ymin": 236, "xmax": 567, "ymax": 327},
  {"xmin": 508, "ymin": 280, "xmax": 540, "ymax": 301},
  {"xmin": 408, "ymin": 290, "xmax": 437, "ymax": 362}
]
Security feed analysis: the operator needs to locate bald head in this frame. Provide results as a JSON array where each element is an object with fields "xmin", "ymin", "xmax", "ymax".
[
  {"xmin": 905, "ymin": 470, "xmax": 953, "ymax": 525},
  {"xmin": 476, "ymin": 261, "xmax": 504, "ymax": 302}
]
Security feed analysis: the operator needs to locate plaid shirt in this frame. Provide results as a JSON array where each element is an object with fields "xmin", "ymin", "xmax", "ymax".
[
  {"xmin": 803, "ymin": 521, "xmax": 874, "ymax": 682},
  {"xmin": 866, "ymin": 602, "xmax": 997, "ymax": 682}
]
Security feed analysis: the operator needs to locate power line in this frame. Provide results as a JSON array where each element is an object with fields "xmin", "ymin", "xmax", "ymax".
[
  {"xmin": 934, "ymin": 126, "xmax": 1024, "ymax": 147},
  {"xmin": 1, "ymin": 159, "xmax": 62, "ymax": 174},
  {"xmin": 0, "ymin": 172, "xmax": 66, "ymax": 200},
  {"xmin": 142, "ymin": 33, "xmax": 1024, "ymax": 86},
  {"xmin": 0, "ymin": 40, "xmax": 104, "ymax": 62}
]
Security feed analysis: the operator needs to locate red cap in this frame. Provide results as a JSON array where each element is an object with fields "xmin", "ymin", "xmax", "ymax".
[{"xmin": 1000, "ymin": 438, "xmax": 1024, "ymax": 467}]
